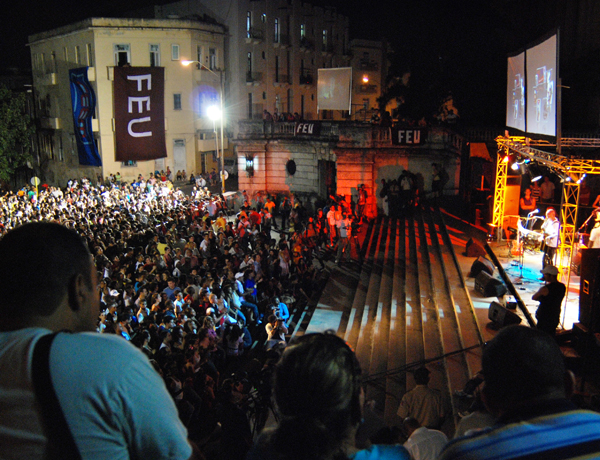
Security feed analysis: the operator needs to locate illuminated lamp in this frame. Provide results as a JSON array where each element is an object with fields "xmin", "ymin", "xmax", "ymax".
[
  {"xmin": 362, "ymin": 75, "xmax": 369, "ymax": 84},
  {"xmin": 502, "ymin": 156, "xmax": 510, "ymax": 163}
]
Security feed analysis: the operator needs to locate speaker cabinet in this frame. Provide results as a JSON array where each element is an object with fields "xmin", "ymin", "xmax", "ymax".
[
  {"xmin": 475, "ymin": 271, "xmax": 507, "ymax": 298},
  {"xmin": 466, "ymin": 238, "xmax": 487, "ymax": 257},
  {"xmin": 469, "ymin": 256, "xmax": 494, "ymax": 278},
  {"xmin": 580, "ymin": 248, "xmax": 600, "ymax": 332},
  {"xmin": 488, "ymin": 301, "xmax": 522, "ymax": 327}
]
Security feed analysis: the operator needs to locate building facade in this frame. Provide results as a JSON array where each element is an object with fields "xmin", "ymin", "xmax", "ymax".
[
  {"xmin": 28, "ymin": 17, "xmax": 225, "ymax": 185},
  {"xmin": 154, "ymin": 0, "xmax": 351, "ymax": 129},
  {"xmin": 235, "ymin": 121, "xmax": 463, "ymax": 218}
]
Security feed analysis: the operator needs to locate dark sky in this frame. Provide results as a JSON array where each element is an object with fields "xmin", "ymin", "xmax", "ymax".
[{"xmin": 2, "ymin": 0, "xmax": 551, "ymax": 126}]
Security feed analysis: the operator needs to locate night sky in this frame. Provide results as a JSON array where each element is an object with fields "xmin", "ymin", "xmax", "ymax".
[{"xmin": 2, "ymin": 0, "xmax": 559, "ymax": 127}]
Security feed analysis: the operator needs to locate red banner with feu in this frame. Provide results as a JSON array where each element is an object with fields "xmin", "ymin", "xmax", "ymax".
[{"xmin": 114, "ymin": 67, "xmax": 166, "ymax": 162}]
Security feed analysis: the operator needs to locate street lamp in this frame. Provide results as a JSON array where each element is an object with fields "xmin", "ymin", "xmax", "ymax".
[{"xmin": 182, "ymin": 60, "xmax": 226, "ymax": 194}]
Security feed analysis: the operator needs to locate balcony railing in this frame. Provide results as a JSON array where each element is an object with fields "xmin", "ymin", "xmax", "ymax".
[
  {"xmin": 246, "ymin": 71, "xmax": 262, "ymax": 85},
  {"xmin": 299, "ymin": 71, "xmax": 313, "ymax": 85},
  {"xmin": 245, "ymin": 27, "xmax": 264, "ymax": 43},
  {"xmin": 274, "ymin": 74, "xmax": 290, "ymax": 86}
]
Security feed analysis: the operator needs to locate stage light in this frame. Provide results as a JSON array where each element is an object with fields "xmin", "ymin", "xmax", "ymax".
[
  {"xmin": 531, "ymin": 175, "xmax": 542, "ymax": 182},
  {"xmin": 511, "ymin": 162, "xmax": 519, "ymax": 171},
  {"xmin": 502, "ymin": 155, "xmax": 510, "ymax": 163}
]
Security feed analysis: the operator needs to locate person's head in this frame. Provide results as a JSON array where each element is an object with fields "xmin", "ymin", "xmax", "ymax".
[
  {"xmin": 540, "ymin": 264, "xmax": 559, "ymax": 282},
  {"xmin": 402, "ymin": 417, "xmax": 421, "ymax": 437},
  {"xmin": 413, "ymin": 367, "xmax": 430, "ymax": 385},
  {"xmin": 0, "ymin": 222, "xmax": 98, "ymax": 332},
  {"xmin": 481, "ymin": 325, "xmax": 570, "ymax": 416},
  {"xmin": 546, "ymin": 208, "xmax": 556, "ymax": 219},
  {"xmin": 270, "ymin": 332, "xmax": 362, "ymax": 458},
  {"xmin": 524, "ymin": 188, "xmax": 531, "ymax": 198}
]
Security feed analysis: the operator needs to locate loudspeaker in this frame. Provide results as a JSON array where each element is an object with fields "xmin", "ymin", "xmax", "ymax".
[
  {"xmin": 475, "ymin": 271, "xmax": 507, "ymax": 297},
  {"xmin": 466, "ymin": 238, "xmax": 487, "ymax": 257},
  {"xmin": 488, "ymin": 301, "xmax": 522, "ymax": 327},
  {"xmin": 579, "ymin": 248, "xmax": 600, "ymax": 332},
  {"xmin": 469, "ymin": 256, "xmax": 494, "ymax": 278}
]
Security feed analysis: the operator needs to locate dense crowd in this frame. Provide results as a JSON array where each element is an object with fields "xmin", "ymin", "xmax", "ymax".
[{"xmin": 0, "ymin": 175, "xmax": 344, "ymax": 459}]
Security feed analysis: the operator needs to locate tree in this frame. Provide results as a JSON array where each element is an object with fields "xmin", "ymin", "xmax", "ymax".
[{"xmin": 0, "ymin": 85, "xmax": 35, "ymax": 185}]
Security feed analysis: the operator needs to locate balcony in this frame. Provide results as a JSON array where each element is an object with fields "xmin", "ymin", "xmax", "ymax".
[
  {"xmin": 40, "ymin": 117, "xmax": 61, "ymax": 130},
  {"xmin": 273, "ymin": 34, "xmax": 290, "ymax": 49},
  {"xmin": 321, "ymin": 44, "xmax": 334, "ymax": 56},
  {"xmin": 299, "ymin": 38, "xmax": 314, "ymax": 52},
  {"xmin": 274, "ymin": 74, "xmax": 290, "ymax": 87},
  {"xmin": 245, "ymin": 27, "xmax": 264, "ymax": 44},
  {"xmin": 356, "ymin": 84, "xmax": 378, "ymax": 94},
  {"xmin": 38, "ymin": 73, "xmax": 57, "ymax": 86},
  {"xmin": 359, "ymin": 60, "xmax": 379, "ymax": 71},
  {"xmin": 299, "ymin": 70, "xmax": 313, "ymax": 87},
  {"xmin": 246, "ymin": 71, "xmax": 262, "ymax": 86}
]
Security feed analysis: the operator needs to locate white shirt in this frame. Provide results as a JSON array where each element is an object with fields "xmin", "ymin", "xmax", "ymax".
[
  {"xmin": 541, "ymin": 216, "xmax": 559, "ymax": 248},
  {"xmin": 404, "ymin": 426, "xmax": 448, "ymax": 460},
  {"xmin": 590, "ymin": 224, "xmax": 600, "ymax": 249},
  {"xmin": 0, "ymin": 328, "xmax": 191, "ymax": 460}
]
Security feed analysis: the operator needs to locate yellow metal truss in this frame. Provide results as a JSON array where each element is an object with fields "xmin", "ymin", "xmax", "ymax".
[{"xmin": 492, "ymin": 147, "xmax": 508, "ymax": 236}]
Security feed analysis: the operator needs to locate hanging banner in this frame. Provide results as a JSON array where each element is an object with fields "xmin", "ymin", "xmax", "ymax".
[
  {"xmin": 69, "ymin": 68, "xmax": 102, "ymax": 166},
  {"xmin": 114, "ymin": 66, "xmax": 166, "ymax": 161}
]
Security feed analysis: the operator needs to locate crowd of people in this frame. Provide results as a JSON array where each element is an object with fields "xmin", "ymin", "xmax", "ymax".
[{"xmin": 0, "ymin": 174, "xmax": 374, "ymax": 459}]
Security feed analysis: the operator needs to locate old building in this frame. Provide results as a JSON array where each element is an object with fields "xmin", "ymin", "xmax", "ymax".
[
  {"xmin": 154, "ymin": 0, "xmax": 351, "ymax": 128},
  {"xmin": 28, "ymin": 17, "xmax": 225, "ymax": 185}
]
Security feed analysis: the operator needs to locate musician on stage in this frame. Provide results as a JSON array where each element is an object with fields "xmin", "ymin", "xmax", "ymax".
[
  {"xmin": 541, "ymin": 208, "xmax": 559, "ymax": 268},
  {"xmin": 589, "ymin": 209, "xmax": 600, "ymax": 248},
  {"xmin": 519, "ymin": 188, "xmax": 537, "ymax": 217}
]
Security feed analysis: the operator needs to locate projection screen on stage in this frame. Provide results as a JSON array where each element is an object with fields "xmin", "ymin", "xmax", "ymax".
[
  {"xmin": 506, "ymin": 51, "xmax": 526, "ymax": 132},
  {"xmin": 317, "ymin": 67, "xmax": 352, "ymax": 112},
  {"xmin": 526, "ymin": 34, "xmax": 557, "ymax": 137}
]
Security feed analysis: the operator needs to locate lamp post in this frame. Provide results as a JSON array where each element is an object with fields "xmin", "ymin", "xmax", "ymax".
[{"xmin": 182, "ymin": 60, "xmax": 226, "ymax": 194}]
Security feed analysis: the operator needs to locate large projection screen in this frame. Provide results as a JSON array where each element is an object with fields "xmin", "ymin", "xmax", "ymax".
[
  {"xmin": 317, "ymin": 67, "xmax": 352, "ymax": 112},
  {"xmin": 526, "ymin": 34, "xmax": 557, "ymax": 136},
  {"xmin": 506, "ymin": 52, "xmax": 526, "ymax": 131}
]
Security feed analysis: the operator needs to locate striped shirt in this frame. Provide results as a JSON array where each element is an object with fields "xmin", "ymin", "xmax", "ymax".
[{"xmin": 439, "ymin": 400, "xmax": 600, "ymax": 460}]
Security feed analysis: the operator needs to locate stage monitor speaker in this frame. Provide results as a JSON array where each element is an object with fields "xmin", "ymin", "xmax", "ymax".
[
  {"xmin": 475, "ymin": 271, "xmax": 507, "ymax": 298},
  {"xmin": 466, "ymin": 238, "xmax": 487, "ymax": 257},
  {"xmin": 469, "ymin": 256, "xmax": 494, "ymax": 278},
  {"xmin": 579, "ymin": 248, "xmax": 600, "ymax": 332},
  {"xmin": 488, "ymin": 301, "xmax": 522, "ymax": 327}
]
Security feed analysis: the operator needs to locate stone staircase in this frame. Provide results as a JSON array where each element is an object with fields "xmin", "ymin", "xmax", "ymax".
[{"xmin": 308, "ymin": 207, "xmax": 486, "ymax": 433}]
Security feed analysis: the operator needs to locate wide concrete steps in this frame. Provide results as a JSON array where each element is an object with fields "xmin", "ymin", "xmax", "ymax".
[{"xmin": 311, "ymin": 207, "xmax": 485, "ymax": 434}]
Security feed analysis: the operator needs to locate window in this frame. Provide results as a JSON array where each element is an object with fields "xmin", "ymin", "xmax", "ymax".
[
  {"xmin": 75, "ymin": 46, "xmax": 80, "ymax": 64},
  {"xmin": 63, "ymin": 47, "xmax": 68, "ymax": 62},
  {"xmin": 174, "ymin": 93, "xmax": 182, "ymax": 110},
  {"xmin": 122, "ymin": 160, "xmax": 137, "ymax": 167},
  {"xmin": 171, "ymin": 44, "xmax": 180, "ymax": 61},
  {"xmin": 209, "ymin": 48, "xmax": 217, "ymax": 70},
  {"xmin": 196, "ymin": 45, "xmax": 202, "ymax": 66},
  {"xmin": 274, "ymin": 18, "xmax": 280, "ymax": 43},
  {"xmin": 263, "ymin": 91, "xmax": 266, "ymax": 99},
  {"xmin": 287, "ymin": 88, "xmax": 293, "ymax": 112},
  {"xmin": 150, "ymin": 44, "xmax": 160, "ymax": 67},
  {"xmin": 248, "ymin": 93, "xmax": 253, "ymax": 119},
  {"xmin": 247, "ymin": 52, "xmax": 252, "ymax": 75},
  {"xmin": 275, "ymin": 56, "xmax": 279, "ymax": 82},
  {"xmin": 247, "ymin": 11, "xmax": 251, "ymax": 37},
  {"xmin": 300, "ymin": 24, "xmax": 306, "ymax": 39},
  {"xmin": 114, "ymin": 44, "xmax": 130, "ymax": 66},
  {"xmin": 322, "ymin": 30, "xmax": 328, "ymax": 48},
  {"xmin": 261, "ymin": 13, "xmax": 266, "ymax": 23},
  {"xmin": 86, "ymin": 43, "xmax": 93, "ymax": 66},
  {"xmin": 50, "ymin": 52, "xmax": 57, "ymax": 73}
]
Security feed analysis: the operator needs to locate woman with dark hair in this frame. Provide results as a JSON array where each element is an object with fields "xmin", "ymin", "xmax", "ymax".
[{"xmin": 249, "ymin": 332, "xmax": 410, "ymax": 460}]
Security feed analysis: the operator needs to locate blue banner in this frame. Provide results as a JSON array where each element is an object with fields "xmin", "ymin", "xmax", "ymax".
[{"xmin": 69, "ymin": 68, "xmax": 102, "ymax": 166}]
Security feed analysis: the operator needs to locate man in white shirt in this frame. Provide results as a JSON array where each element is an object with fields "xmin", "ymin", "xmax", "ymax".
[
  {"xmin": 403, "ymin": 417, "xmax": 448, "ymax": 460},
  {"xmin": 541, "ymin": 207, "xmax": 559, "ymax": 268},
  {"xmin": 0, "ymin": 223, "xmax": 197, "ymax": 460}
]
